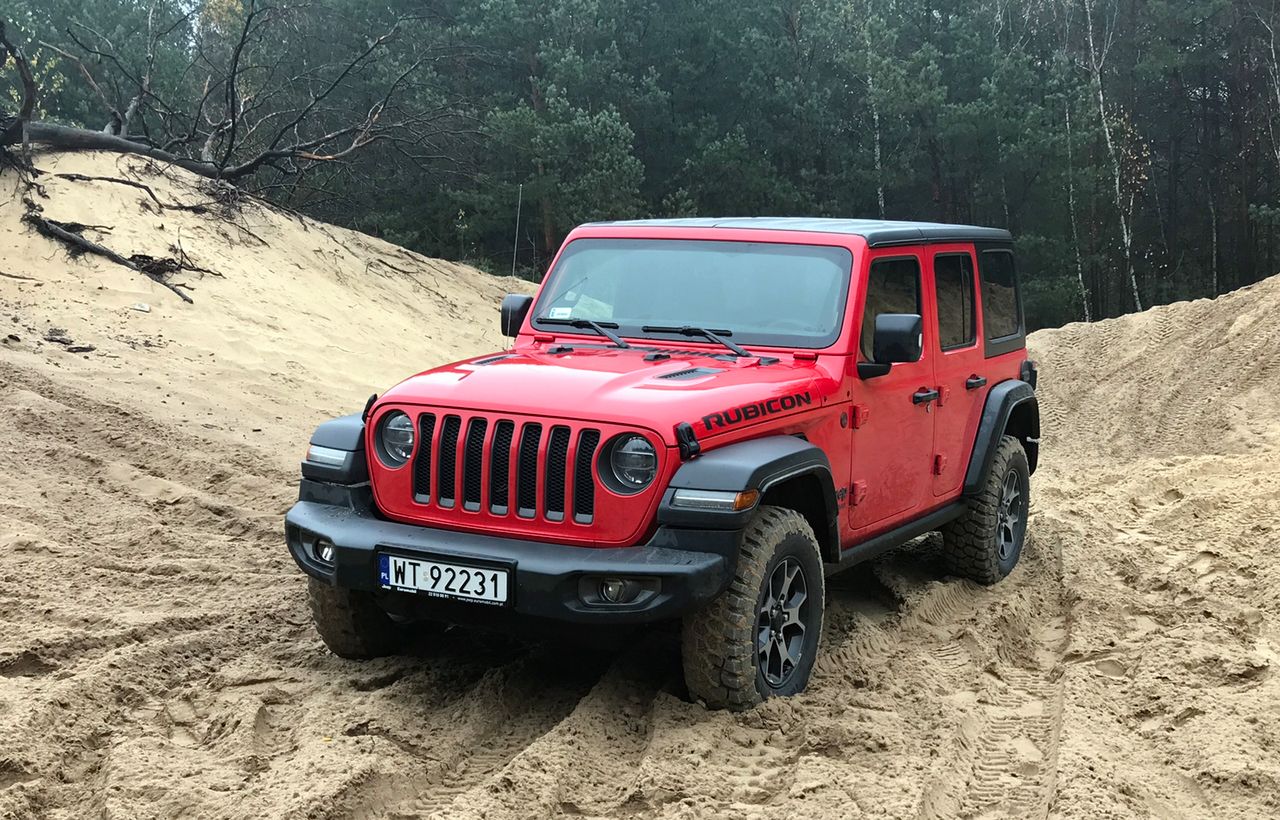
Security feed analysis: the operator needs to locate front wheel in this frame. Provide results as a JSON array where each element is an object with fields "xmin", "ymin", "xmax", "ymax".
[
  {"xmin": 941, "ymin": 435, "xmax": 1030, "ymax": 585},
  {"xmin": 681, "ymin": 506, "xmax": 825, "ymax": 711},
  {"xmin": 308, "ymin": 577, "xmax": 409, "ymax": 659}
]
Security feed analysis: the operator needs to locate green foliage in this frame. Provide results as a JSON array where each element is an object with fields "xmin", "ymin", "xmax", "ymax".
[{"xmin": 7, "ymin": 0, "xmax": 1279, "ymax": 329}]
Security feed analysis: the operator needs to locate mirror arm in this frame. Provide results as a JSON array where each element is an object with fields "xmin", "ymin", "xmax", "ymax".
[{"xmin": 857, "ymin": 361, "xmax": 892, "ymax": 379}]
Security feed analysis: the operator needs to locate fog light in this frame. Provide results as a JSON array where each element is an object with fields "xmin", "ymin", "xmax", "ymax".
[
  {"xmin": 315, "ymin": 539, "xmax": 335, "ymax": 564},
  {"xmin": 599, "ymin": 578, "xmax": 626, "ymax": 603}
]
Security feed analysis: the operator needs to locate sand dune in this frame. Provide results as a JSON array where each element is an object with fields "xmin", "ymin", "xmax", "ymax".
[{"xmin": 1, "ymin": 152, "xmax": 1277, "ymax": 819}]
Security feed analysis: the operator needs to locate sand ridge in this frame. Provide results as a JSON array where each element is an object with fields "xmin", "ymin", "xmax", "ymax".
[{"xmin": 1, "ymin": 152, "xmax": 1277, "ymax": 818}]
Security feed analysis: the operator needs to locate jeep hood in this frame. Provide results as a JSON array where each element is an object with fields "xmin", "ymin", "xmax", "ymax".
[{"xmin": 377, "ymin": 345, "xmax": 844, "ymax": 444}]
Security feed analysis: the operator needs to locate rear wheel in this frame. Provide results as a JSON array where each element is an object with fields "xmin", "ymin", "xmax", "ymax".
[
  {"xmin": 308, "ymin": 578, "xmax": 409, "ymax": 659},
  {"xmin": 681, "ymin": 506, "xmax": 825, "ymax": 710},
  {"xmin": 941, "ymin": 435, "xmax": 1030, "ymax": 585}
]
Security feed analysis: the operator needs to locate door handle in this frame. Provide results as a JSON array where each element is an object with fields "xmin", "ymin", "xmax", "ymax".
[
  {"xmin": 912, "ymin": 388, "xmax": 940, "ymax": 405},
  {"xmin": 965, "ymin": 375, "xmax": 987, "ymax": 390}
]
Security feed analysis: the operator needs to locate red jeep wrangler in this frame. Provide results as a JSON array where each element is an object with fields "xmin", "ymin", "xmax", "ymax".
[{"xmin": 286, "ymin": 218, "xmax": 1039, "ymax": 709}]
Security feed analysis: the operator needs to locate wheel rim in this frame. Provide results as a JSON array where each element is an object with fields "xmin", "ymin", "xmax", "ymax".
[
  {"xmin": 756, "ymin": 557, "xmax": 809, "ymax": 688},
  {"xmin": 997, "ymin": 468, "xmax": 1024, "ymax": 561}
]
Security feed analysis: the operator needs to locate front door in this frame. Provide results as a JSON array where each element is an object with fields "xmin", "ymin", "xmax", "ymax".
[{"xmin": 848, "ymin": 250, "xmax": 937, "ymax": 534}]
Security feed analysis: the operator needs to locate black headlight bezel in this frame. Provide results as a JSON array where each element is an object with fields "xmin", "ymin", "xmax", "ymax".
[
  {"xmin": 374, "ymin": 410, "xmax": 415, "ymax": 469},
  {"xmin": 598, "ymin": 433, "xmax": 657, "ymax": 494}
]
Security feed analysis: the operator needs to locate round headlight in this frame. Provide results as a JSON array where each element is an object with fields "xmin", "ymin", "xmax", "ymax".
[
  {"xmin": 605, "ymin": 434, "xmax": 656, "ymax": 492},
  {"xmin": 377, "ymin": 411, "xmax": 415, "ymax": 467}
]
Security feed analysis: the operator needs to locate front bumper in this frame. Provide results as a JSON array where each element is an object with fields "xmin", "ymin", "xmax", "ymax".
[{"xmin": 285, "ymin": 480, "xmax": 739, "ymax": 624}]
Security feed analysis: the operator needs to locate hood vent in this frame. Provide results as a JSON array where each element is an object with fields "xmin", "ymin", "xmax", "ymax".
[
  {"xmin": 658, "ymin": 367, "xmax": 723, "ymax": 380},
  {"xmin": 472, "ymin": 354, "xmax": 515, "ymax": 366}
]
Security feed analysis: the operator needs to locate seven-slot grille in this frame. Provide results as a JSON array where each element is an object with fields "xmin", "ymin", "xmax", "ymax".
[{"xmin": 411, "ymin": 412, "xmax": 602, "ymax": 524}]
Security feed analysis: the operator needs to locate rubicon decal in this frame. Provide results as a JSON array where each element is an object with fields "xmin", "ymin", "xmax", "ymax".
[{"xmin": 702, "ymin": 392, "xmax": 812, "ymax": 431}]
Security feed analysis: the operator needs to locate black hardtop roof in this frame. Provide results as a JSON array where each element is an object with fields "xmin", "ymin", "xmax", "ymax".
[{"xmin": 581, "ymin": 217, "xmax": 1013, "ymax": 247}]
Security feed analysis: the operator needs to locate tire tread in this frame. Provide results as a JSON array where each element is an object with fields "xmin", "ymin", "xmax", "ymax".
[
  {"xmin": 308, "ymin": 577, "xmax": 408, "ymax": 659},
  {"xmin": 681, "ymin": 506, "xmax": 821, "ymax": 711},
  {"xmin": 941, "ymin": 435, "xmax": 1028, "ymax": 585}
]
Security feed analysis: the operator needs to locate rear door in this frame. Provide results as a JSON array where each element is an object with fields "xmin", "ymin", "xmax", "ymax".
[
  {"xmin": 928, "ymin": 245, "xmax": 987, "ymax": 497},
  {"xmin": 848, "ymin": 249, "xmax": 937, "ymax": 533}
]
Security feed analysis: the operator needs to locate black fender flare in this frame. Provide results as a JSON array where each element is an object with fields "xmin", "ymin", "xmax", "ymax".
[
  {"xmin": 301, "ymin": 413, "xmax": 369, "ymax": 484},
  {"xmin": 658, "ymin": 435, "xmax": 839, "ymax": 557},
  {"xmin": 963, "ymin": 379, "xmax": 1039, "ymax": 497}
]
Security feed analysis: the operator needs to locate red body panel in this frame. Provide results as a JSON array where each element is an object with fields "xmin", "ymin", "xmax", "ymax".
[{"xmin": 365, "ymin": 224, "xmax": 1025, "ymax": 553}]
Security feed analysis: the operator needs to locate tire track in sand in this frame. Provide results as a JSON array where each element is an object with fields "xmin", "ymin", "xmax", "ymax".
[{"xmin": 910, "ymin": 530, "xmax": 1070, "ymax": 820}]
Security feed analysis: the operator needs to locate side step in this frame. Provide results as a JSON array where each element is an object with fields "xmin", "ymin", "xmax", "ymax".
[{"xmin": 825, "ymin": 502, "xmax": 966, "ymax": 575}]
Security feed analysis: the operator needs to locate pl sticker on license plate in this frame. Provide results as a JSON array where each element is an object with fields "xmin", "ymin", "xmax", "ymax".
[{"xmin": 378, "ymin": 554, "xmax": 509, "ymax": 605}]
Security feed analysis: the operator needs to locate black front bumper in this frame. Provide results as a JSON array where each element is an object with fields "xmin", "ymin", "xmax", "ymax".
[{"xmin": 285, "ymin": 480, "xmax": 739, "ymax": 625}]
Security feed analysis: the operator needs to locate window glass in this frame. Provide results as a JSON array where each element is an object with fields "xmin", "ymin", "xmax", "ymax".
[
  {"xmin": 861, "ymin": 257, "xmax": 921, "ymax": 359},
  {"xmin": 980, "ymin": 250, "xmax": 1020, "ymax": 340},
  {"xmin": 934, "ymin": 254, "xmax": 976, "ymax": 349},
  {"xmin": 532, "ymin": 239, "xmax": 853, "ymax": 348}
]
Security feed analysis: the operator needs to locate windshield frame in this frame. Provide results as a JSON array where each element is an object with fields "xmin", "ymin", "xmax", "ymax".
[{"xmin": 529, "ymin": 236, "xmax": 856, "ymax": 350}]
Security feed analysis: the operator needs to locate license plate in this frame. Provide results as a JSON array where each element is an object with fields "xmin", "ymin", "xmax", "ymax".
[{"xmin": 377, "ymin": 554, "xmax": 509, "ymax": 605}]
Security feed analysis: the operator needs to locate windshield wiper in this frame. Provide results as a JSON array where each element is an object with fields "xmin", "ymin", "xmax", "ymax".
[
  {"xmin": 536, "ymin": 317, "xmax": 630, "ymax": 348},
  {"xmin": 641, "ymin": 325, "xmax": 750, "ymax": 358}
]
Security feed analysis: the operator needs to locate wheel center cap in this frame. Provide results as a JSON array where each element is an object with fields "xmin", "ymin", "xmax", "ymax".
[{"xmin": 770, "ymin": 608, "xmax": 785, "ymax": 632}]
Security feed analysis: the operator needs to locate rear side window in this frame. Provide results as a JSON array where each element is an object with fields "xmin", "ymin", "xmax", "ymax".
[
  {"xmin": 861, "ymin": 257, "xmax": 922, "ymax": 359},
  {"xmin": 934, "ymin": 253, "xmax": 976, "ymax": 350},
  {"xmin": 980, "ymin": 250, "xmax": 1020, "ymax": 340}
]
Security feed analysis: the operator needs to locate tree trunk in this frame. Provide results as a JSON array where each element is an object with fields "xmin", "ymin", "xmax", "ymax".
[
  {"xmin": 1207, "ymin": 181, "xmax": 1218, "ymax": 297},
  {"xmin": 1084, "ymin": 0, "xmax": 1142, "ymax": 312},
  {"xmin": 1064, "ymin": 101, "xmax": 1091, "ymax": 322},
  {"xmin": 868, "ymin": 75, "xmax": 885, "ymax": 219}
]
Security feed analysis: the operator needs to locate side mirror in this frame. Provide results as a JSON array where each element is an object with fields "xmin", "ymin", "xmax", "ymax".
[
  {"xmin": 858, "ymin": 313, "xmax": 923, "ymax": 379},
  {"xmin": 500, "ymin": 293, "xmax": 533, "ymax": 337}
]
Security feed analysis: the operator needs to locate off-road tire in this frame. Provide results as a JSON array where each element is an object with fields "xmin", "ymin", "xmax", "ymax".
[
  {"xmin": 941, "ymin": 435, "xmax": 1030, "ymax": 585},
  {"xmin": 308, "ymin": 577, "xmax": 408, "ymax": 659},
  {"xmin": 681, "ymin": 506, "xmax": 825, "ymax": 711}
]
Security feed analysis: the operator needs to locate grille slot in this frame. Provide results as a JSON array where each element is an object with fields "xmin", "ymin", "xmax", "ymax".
[
  {"xmin": 490, "ymin": 420, "xmax": 514, "ymax": 514},
  {"xmin": 463, "ymin": 418, "xmax": 487, "ymax": 511},
  {"xmin": 517, "ymin": 423, "xmax": 542, "ymax": 517},
  {"xmin": 544, "ymin": 426, "xmax": 571, "ymax": 521},
  {"xmin": 437, "ymin": 415, "xmax": 462, "ymax": 508},
  {"xmin": 574, "ymin": 430, "xmax": 600, "ymax": 523},
  {"xmin": 413, "ymin": 413, "xmax": 437, "ymax": 501}
]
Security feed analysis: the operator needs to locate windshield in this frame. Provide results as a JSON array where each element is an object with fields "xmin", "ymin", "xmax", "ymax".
[{"xmin": 531, "ymin": 238, "xmax": 854, "ymax": 349}]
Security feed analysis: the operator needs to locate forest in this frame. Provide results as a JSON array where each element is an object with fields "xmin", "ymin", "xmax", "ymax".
[{"xmin": 4, "ymin": 0, "xmax": 1280, "ymax": 330}]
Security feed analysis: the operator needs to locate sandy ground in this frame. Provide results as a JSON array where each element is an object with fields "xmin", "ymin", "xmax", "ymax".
[{"xmin": 1, "ymin": 152, "xmax": 1278, "ymax": 819}]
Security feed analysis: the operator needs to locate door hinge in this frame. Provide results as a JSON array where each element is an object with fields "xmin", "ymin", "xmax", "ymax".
[
  {"xmin": 852, "ymin": 404, "xmax": 870, "ymax": 429},
  {"xmin": 851, "ymin": 479, "xmax": 868, "ymax": 506},
  {"xmin": 933, "ymin": 454, "xmax": 947, "ymax": 475}
]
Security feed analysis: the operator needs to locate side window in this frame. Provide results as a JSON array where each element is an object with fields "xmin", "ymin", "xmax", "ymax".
[
  {"xmin": 861, "ymin": 257, "xmax": 922, "ymax": 359},
  {"xmin": 980, "ymin": 250, "xmax": 1021, "ymax": 340},
  {"xmin": 934, "ymin": 253, "xmax": 976, "ymax": 350}
]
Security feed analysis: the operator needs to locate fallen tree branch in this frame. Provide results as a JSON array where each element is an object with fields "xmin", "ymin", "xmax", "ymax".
[
  {"xmin": 53, "ymin": 172, "xmax": 163, "ymax": 206},
  {"xmin": 22, "ymin": 212, "xmax": 195, "ymax": 303},
  {"xmin": 21, "ymin": 122, "xmax": 229, "ymax": 178}
]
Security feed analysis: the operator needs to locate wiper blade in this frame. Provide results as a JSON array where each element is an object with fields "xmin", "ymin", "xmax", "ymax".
[
  {"xmin": 536, "ymin": 317, "xmax": 630, "ymax": 348},
  {"xmin": 641, "ymin": 324, "xmax": 750, "ymax": 358}
]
